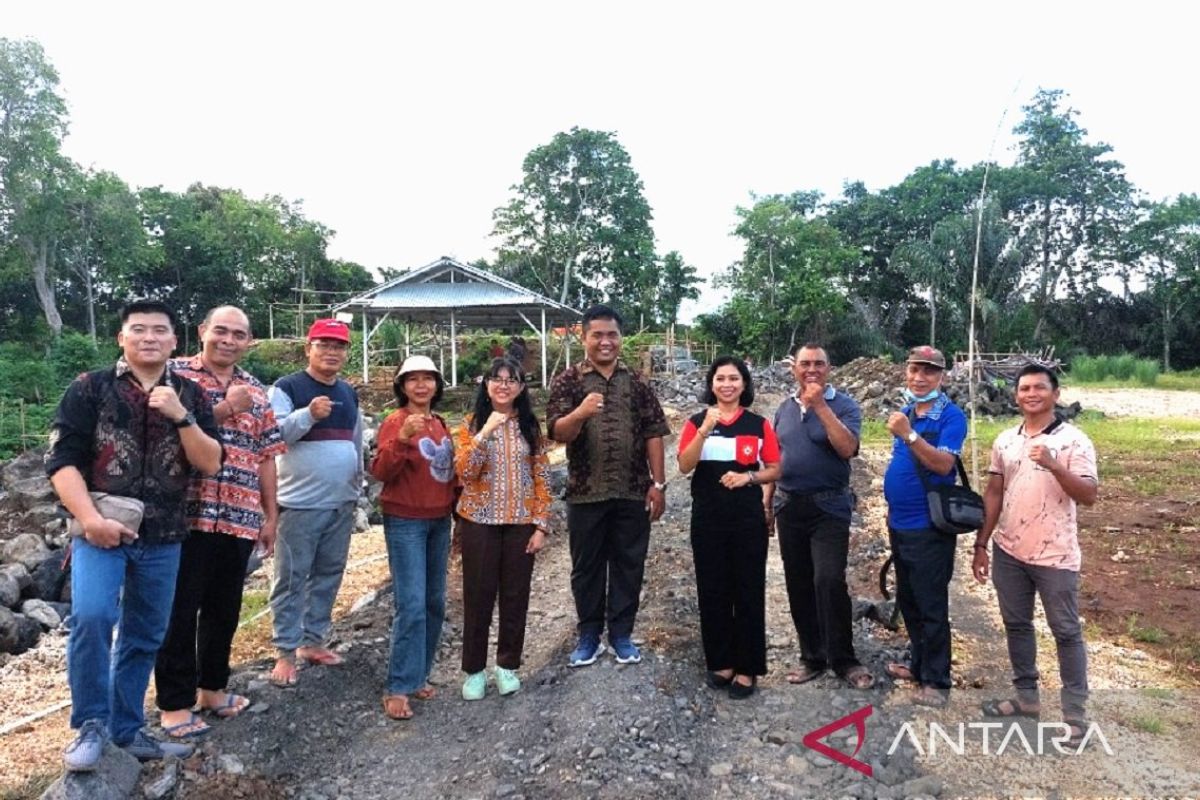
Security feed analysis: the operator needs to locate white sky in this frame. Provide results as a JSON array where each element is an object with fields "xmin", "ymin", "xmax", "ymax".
[{"xmin": 6, "ymin": 1, "xmax": 1198, "ymax": 320}]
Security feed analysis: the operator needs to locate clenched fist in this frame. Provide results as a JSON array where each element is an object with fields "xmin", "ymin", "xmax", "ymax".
[
  {"xmin": 225, "ymin": 384, "xmax": 254, "ymax": 415},
  {"xmin": 149, "ymin": 386, "xmax": 187, "ymax": 423},
  {"xmin": 479, "ymin": 410, "xmax": 510, "ymax": 439},
  {"xmin": 800, "ymin": 381, "xmax": 827, "ymax": 409},
  {"xmin": 886, "ymin": 412, "xmax": 912, "ymax": 439},
  {"xmin": 576, "ymin": 392, "xmax": 605, "ymax": 419},
  {"xmin": 400, "ymin": 412, "xmax": 429, "ymax": 439},
  {"xmin": 1027, "ymin": 444, "xmax": 1057, "ymax": 471},
  {"xmin": 309, "ymin": 395, "xmax": 333, "ymax": 420},
  {"xmin": 699, "ymin": 406, "xmax": 722, "ymax": 435}
]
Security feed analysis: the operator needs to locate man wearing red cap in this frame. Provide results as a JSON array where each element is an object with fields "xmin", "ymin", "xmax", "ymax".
[{"xmin": 267, "ymin": 319, "xmax": 363, "ymax": 686}]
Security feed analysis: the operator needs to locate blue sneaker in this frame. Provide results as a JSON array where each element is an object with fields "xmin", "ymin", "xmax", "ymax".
[
  {"xmin": 568, "ymin": 633, "xmax": 605, "ymax": 667},
  {"xmin": 63, "ymin": 718, "xmax": 107, "ymax": 772},
  {"xmin": 121, "ymin": 729, "xmax": 195, "ymax": 761},
  {"xmin": 610, "ymin": 636, "xmax": 642, "ymax": 664}
]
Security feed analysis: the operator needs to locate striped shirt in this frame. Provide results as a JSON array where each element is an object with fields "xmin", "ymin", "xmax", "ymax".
[
  {"xmin": 454, "ymin": 414, "xmax": 552, "ymax": 531},
  {"xmin": 172, "ymin": 356, "xmax": 287, "ymax": 540}
]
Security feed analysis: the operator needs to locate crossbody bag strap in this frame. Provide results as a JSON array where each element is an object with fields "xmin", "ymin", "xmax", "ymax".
[{"xmin": 904, "ymin": 408, "xmax": 971, "ymax": 490}]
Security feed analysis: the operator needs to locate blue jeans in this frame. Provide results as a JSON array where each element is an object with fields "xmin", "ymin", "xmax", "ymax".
[
  {"xmin": 68, "ymin": 537, "xmax": 182, "ymax": 745},
  {"xmin": 270, "ymin": 503, "xmax": 355, "ymax": 654},
  {"xmin": 383, "ymin": 515, "xmax": 451, "ymax": 694}
]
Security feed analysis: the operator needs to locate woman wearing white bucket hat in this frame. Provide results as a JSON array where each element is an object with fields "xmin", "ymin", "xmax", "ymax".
[{"xmin": 370, "ymin": 355, "xmax": 456, "ymax": 721}]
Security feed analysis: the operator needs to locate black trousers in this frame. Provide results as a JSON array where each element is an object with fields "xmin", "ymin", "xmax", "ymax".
[
  {"xmin": 567, "ymin": 499, "xmax": 650, "ymax": 639},
  {"xmin": 155, "ymin": 530, "xmax": 254, "ymax": 711},
  {"xmin": 776, "ymin": 495, "xmax": 860, "ymax": 675},
  {"xmin": 690, "ymin": 508, "xmax": 768, "ymax": 676},
  {"xmin": 889, "ymin": 526, "xmax": 957, "ymax": 690},
  {"xmin": 458, "ymin": 519, "xmax": 536, "ymax": 673}
]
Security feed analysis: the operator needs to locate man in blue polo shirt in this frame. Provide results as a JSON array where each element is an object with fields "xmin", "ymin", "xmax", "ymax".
[
  {"xmin": 882, "ymin": 345, "xmax": 967, "ymax": 707},
  {"xmin": 763, "ymin": 343, "xmax": 874, "ymax": 690}
]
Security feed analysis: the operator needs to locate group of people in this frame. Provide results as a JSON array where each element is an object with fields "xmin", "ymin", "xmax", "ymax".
[
  {"xmin": 45, "ymin": 298, "xmax": 1099, "ymax": 773},
  {"xmin": 677, "ymin": 342, "xmax": 1098, "ymax": 745}
]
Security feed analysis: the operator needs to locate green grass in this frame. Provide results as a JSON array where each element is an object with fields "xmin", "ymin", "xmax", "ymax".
[
  {"xmin": 239, "ymin": 589, "xmax": 270, "ymax": 623},
  {"xmin": 865, "ymin": 414, "xmax": 1200, "ymax": 498},
  {"xmin": 1130, "ymin": 714, "xmax": 1166, "ymax": 735},
  {"xmin": 1069, "ymin": 353, "xmax": 1162, "ymax": 386},
  {"xmin": 0, "ymin": 773, "xmax": 55, "ymax": 800},
  {"xmin": 1127, "ymin": 614, "xmax": 1168, "ymax": 644},
  {"xmin": 1140, "ymin": 686, "xmax": 1174, "ymax": 700}
]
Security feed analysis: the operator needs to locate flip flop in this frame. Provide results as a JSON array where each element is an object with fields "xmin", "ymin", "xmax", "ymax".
[
  {"xmin": 786, "ymin": 666, "xmax": 825, "ymax": 685},
  {"xmin": 299, "ymin": 648, "xmax": 345, "ymax": 666},
  {"xmin": 203, "ymin": 693, "xmax": 251, "ymax": 719},
  {"xmin": 269, "ymin": 657, "xmax": 299, "ymax": 688},
  {"xmin": 412, "ymin": 685, "xmax": 437, "ymax": 701},
  {"xmin": 1063, "ymin": 719, "xmax": 1089, "ymax": 749},
  {"xmin": 981, "ymin": 698, "xmax": 1041, "ymax": 719},
  {"xmin": 885, "ymin": 662, "xmax": 915, "ymax": 681},
  {"xmin": 162, "ymin": 712, "xmax": 211, "ymax": 740},
  {"xmin": 382, "ymin": 695, "xmax": 413, "ymax": 721},
  {"xmin": 911, "ymin": 686, "xmax": 949, "ymax": 708},
  {"xmin": 842, "ymin": 666, "xmax": 876, "ymax": 690}
]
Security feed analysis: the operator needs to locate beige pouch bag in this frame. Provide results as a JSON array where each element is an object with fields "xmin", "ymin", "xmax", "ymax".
[{"xmin": 68, "ymin": 492, "xmax": 145, "ymax": 541}]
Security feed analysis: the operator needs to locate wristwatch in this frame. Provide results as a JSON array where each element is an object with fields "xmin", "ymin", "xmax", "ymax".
[
  {"xmin": 905, "ymin": 430, "xmax": 919, "ymax": 445},
  {"xmin": 174, "ymin": 411, "xmax": 197, "ymax": 429},
  {"xmin": 652, "ymin": 481, "xmax": 667, "ymax": 491}
]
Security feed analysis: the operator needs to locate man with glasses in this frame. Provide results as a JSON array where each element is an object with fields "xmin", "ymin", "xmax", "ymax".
[
  {"xmin": 267, "ymin": 319, "xmax": 363, "ymax": 686},
  {"xmin": 763, "ymin": 343, "xmax": 873, "ymax": 690}
]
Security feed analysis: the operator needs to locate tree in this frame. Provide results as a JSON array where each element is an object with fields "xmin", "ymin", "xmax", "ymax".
[
  {"xmin": 1010, "ymin": 89, "xmax": 1134, "ymax": 343},
  {"xmin": 892, "ymin": 201, "xmax": 1025, "ymax": 351},
  {"xmin": 1127, "ymin": 195, "xmax": 1200, "ymax": 370},
  {"xmin": 0, "ymin": 38, "xmax": 70, "ymax": 335},
  {"xmin": 656, "ymin": 250, "xmax": 701, "ymax": 327},
  {"xmin": 716, "ymin": 192, "xmax": 855, "ymax": 358},
  {"xmin": 492, "ymin": 127, "xmax": 657, "ymax": 312}
]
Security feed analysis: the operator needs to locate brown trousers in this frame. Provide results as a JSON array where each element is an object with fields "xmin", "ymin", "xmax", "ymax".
[{"xmin": 458, "ymin": 518, "xmax": 536, "ymax": 673}]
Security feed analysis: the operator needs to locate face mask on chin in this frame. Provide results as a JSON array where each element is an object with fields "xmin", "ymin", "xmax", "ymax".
[{"xmin": 903, "ymin": 388, "xmax": 940, "ymax": 404}]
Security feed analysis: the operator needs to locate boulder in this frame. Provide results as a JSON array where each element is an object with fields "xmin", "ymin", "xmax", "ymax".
[
  {"xmin": 3, "ymin": 532, "xmax": 53, "ymax": 570},
  {"xmin": 0, "ymin": 561, "xmax": 33, "ymax": 593},
  {"xmin": 39, "ymin": 743, "xmax": 142, "ymax": 800},
  {"xmin": 30, "ymin": 552, "xmax": 69, "ymax": 602},
  {"xmin": 21, "ymin": 598, "xmax": 62, "ymax": 629},
  {"xmin": 0, "ymin": 570, "xmax": 21, "ymax": 609},
  {"xmin": 5, "ymin": 476, "xmax": 56, "ymax": 512},
  {"xmin": 0, "ymin": 606, "xmax": 42, "ymax": 654}
]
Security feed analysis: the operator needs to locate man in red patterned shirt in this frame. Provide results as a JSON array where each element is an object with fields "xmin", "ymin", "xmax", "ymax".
[{"xmin": 154, "ymin": 306, "xmax": 286, "ymax": 738}]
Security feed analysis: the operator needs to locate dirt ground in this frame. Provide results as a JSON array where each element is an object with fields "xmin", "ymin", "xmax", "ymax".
[
  {"xmin": 1060, "ymin": 386, "xmax": 1200, "ymax": 418},
  {"xmin": 1, "ymin": 389, "xmax": 1198, "ymax": 798}
]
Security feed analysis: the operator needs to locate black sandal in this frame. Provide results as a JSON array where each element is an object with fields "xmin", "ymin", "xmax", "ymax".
[{"xmin": 981, "ymin": 698, "xmax": 1041, "ymax": 719}]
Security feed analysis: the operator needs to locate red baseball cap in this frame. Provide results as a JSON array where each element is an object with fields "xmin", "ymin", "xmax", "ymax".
[{"xmin": 307, "ymin": 318, "xmax": 351, "ymax": 343}]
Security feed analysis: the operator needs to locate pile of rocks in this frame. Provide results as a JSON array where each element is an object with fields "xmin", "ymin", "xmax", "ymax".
[
  {"xmin": 0, "ymin": 449, "xmax": 70, "ymax": 657},
  {"xmin": 651, "ymin": 356, "xmax": 1081, "ymax": 420}
]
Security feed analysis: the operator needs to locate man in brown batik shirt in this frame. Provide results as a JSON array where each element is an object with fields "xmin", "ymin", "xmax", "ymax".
[{"xmin": 547, "ymin": 305, "xmax": 669, "ymax": 668}]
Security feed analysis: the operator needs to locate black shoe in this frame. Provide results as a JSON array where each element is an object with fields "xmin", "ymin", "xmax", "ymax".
[
  {"xmin": 705, "ymin": 671, "xmax": 733, "ymax": 689},
  {"xmin": 728, "ymin": 677, "xmax": 757, "ymax": 699}
]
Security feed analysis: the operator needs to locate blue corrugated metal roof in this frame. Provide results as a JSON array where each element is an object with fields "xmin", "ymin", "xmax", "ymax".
[{"xmin": 366, "ymin": 282, "xmax": 544, "ymax": 309}]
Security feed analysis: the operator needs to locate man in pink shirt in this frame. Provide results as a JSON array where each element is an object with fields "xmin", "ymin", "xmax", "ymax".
[{"xmin": 972, "ymin": 364, "xmax": 1098, "ymax": 745}]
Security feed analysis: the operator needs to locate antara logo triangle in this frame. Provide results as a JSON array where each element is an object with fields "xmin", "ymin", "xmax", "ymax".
[{"xmin": 801, "ymin": 704, "xmax": 873, "ymax": 777}]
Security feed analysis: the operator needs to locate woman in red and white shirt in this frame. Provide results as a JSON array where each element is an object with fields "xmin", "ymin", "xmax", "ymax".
[{"xmin": 678, "ymin": 356, "xmax": 780, "ymax": 698}]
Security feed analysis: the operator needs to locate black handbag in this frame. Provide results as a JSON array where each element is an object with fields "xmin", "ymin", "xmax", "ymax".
[{"xmin": 904, "ymin": 416, "xmax": 985, "ymax": 535}]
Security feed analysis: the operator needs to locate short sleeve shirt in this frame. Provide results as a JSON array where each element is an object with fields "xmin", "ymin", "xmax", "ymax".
[
  {"xmin": 883, "ymin": 394, "xmax": 968, "ymax": 531},
  {"xmin": 546, "ymin": 360, "xmax": 670, "ymax": 503},
  {"xmin": 988, "ymin": 419, "xmax": 1098, "ymax": 571},
  {"xmin": 171, "ymin": 355, "xmax": 287, "ymax": 540},
  {"xmin": 678, "ymin": 408, "xmax": 779, "ymax": 520}
]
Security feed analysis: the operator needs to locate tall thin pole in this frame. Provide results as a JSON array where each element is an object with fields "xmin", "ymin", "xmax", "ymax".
[{"xmin": 968, "ymin": 80, "xmax": 1022, "ymax": 479}]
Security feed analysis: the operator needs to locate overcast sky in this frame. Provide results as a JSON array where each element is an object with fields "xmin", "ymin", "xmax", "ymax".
[{"xmin": 7, "ymin": 1, "xmax": 1198, "ymax": 320}]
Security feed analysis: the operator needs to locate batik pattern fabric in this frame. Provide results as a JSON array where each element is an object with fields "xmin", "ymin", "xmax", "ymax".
[{"xmin": 454, "ymin": 414, "xmax": 552, "ymax": 531}]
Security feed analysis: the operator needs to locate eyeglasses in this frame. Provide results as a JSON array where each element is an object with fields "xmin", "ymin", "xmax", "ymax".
[
  {"xmin": 312, "ymin": 341, "xmax": 349, "ymax": 352},
  {"xmin": 487, "ymin": 377, "xmax": 522, "ymax": 387},
  {"xmin": 795, "ymin": 360, "xmax": 827, "ymax": 369}
]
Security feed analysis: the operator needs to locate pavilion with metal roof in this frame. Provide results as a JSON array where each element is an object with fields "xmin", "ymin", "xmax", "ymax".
[{"xmin": 333, "ymin": 256, "xmax": 581, "ymax": 386}]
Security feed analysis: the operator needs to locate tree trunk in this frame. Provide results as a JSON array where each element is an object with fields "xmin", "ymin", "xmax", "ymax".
[
  {"xmin": 1162, "ymin": 295, "xmax": 1172, "ymax": 373},
  {"xmin": 28, "ymin": 238, "xmax": 64, "ymax": 336},
  {"xmin": 85, "ymin": 268, "xmax": 97, "ymax": 342},
  {"xmin": 929, "ymin": 285, "xmax": 937, "ymax": 346}
]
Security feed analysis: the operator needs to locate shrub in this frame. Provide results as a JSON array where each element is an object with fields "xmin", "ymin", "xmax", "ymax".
[
  {"xmin": 1133, "ymin": 359, "xmax": 1160, "ymax": 387},
  {"xmin": 1069, "ymin": 353, "xmax": 1159, "ymax": 386}
]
